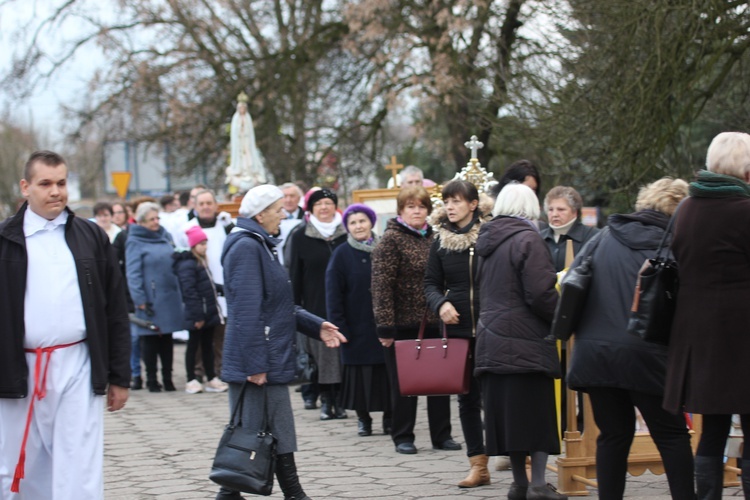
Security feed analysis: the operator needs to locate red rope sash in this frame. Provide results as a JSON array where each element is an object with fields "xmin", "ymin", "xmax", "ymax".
[{"xmin": 11, "ymin": 339, "xmax": 86, "ymax": 493}]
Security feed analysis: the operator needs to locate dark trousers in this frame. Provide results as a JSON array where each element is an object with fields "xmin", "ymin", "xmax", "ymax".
[
  {"xmin": 141, "ymin": 334, "xmax": 174, "ymax": 383},
  {"xmin": 458, "ymin": 372, "xmax": 485, "ymax": 457},
  {"xmin": 697, "ymin": 413, "xmax": 750, "ymax": 459},
  {"xmin": 383, "ymin": 343, "xmax": 452, "ymax": 446},
  {"xmin": 587, "ymin": 387, "xmax": 694, "ymax": 500},
  {"xmin": 212, "ymin": 323, "xmax": 226, "ymax": 375},
  {"xmin": 186, "ymin": 326, "xmax": 215, "ymax": 382}
]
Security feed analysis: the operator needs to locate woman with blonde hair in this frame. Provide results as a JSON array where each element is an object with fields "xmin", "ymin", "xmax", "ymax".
[{"xmin": 567, "ymin": 177, "xmax": 693, "ymax": 499}]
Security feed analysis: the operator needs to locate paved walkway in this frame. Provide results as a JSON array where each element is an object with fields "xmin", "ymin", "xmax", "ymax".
[{"xmin": 104, "ymin": 344, "xmax": 741, "ymax": 499}]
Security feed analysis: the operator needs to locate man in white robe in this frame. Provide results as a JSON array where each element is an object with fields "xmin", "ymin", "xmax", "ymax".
[{"xmin": 0, "ymin": 150, "xmax": 130, "ymax": 499}]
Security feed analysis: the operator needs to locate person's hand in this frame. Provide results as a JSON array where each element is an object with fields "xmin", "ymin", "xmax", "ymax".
[
  {"xmin": 380, "ymin": 338, "xmax": 394, "ymax": 348},
  {"xmin": 439, "ymin": 302, "xmax": 460, "ymax": 324},
  {"xmin": 320, "ymin": 322, "xmax": 347, "ymax": 347},
  {"xmin": 138, "ymin": 304, "xmax": 146, "ymax": 310},
  {"xmin": 107, "ymin": 385, "xmax": 129, "ymax": 412},
  {"xmin": 194, "ymin": 320, "xmax": 205, "ymax": 329},
  {"xmin": 247, "ymin": 373, "xmax": 267, "ymax": 385}
]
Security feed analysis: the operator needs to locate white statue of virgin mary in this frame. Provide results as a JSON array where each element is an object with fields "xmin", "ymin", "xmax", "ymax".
[{"xmin": 225, "ymin": 92, "xmax": 269, "ymax": 191}]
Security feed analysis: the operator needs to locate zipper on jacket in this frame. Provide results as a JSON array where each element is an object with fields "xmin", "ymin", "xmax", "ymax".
[{"xmin": 469, "ymin": 246, "xmax": 476, "ymax": 337}]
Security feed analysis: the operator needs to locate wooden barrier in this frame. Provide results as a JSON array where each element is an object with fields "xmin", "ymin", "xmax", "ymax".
[{"xmin": 554, "ymin": 339, "xmax": 740, "ymax": 496}]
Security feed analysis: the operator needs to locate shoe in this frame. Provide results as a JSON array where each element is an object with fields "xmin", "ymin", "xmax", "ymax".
[
  {"xmin": 526, "ymin": 483, "xmax": 567, "ymax": 499},
  {"xmin": 457, "ymin": 454, "xmax": 491, "ymax": 488},
  {"xmin": 495, "ymin": 455, "xmax": 511, "ymax": 470},
  {"xmin": 275, "ymin": 452, "xmax": 310, "ymax": 500},
  {"xmin": 357, "ymin": 418, "xmax": 373, "ymax": 437},
  {"xmin": 319, "ymin": 397, "xmax": 334, "ymax": 420},
  {"xmin": 383, "ymin": 417, "xmax": 392, "ymax": 435},
  {"xmin": 147, "ymin": 380, "xmax": 162, "ymax": 392},
  {"xmin": 163, "ymin": 380, "xmax": 176, "ymax": 392},
  {"xmin": 130, "ymin": 376, "xmax": 143, "ymax": 390},
  {"xmin": 506, "ymin": 482, "xmax": 527, "ymax": 500},
  {"xmin": 395, "ymin": 442, "xmax": 417, "ymax": 454},
  {"xmin": 303, "ymin": 399, "xmax": 317, "ymax": 410},
  {"xmin": 333, "ymin": 405, "xmax": 348, "ymax": 419},
  {"xmin": 185, "ymin": 379, "xmax": 203, "ymax": 394},
  {"xmin": 205, "ymin": 377, "xmax": 228, "ymax": 393},
  {"xmin": 433, "ymin": 438, "xmax": 462, "ymax": 451}
]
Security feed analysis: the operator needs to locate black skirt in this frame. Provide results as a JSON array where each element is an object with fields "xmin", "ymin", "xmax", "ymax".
[
  {"xmin": 481, "ymin": 372, "xmax": 560, "ymax": 455},
  {"xmin": 340, "ymin": 364, "xmax": 391, "ymax": 413}
]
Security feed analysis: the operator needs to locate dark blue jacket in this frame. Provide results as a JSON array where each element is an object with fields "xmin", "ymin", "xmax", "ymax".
[
  {"xmin": 221, "ymin": 217, "xmax": 324, "ymax": 385},
  {"xmin": 125, "ymin": 225, "xmax": 184, "ymax": 335},
  {"xmin": 325, "ymin": 240, "xmax": 384, "ymax": 365},
  {"xmin": 567, "ymin": 210, "xmax": 671, "ymax": 396},
  {"xmin": 173, "ymin": 251, "xmax": 221, "ymax": 331}
]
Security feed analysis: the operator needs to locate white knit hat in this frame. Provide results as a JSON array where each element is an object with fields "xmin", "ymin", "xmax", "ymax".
[{"xmin": 239, "ymin": 184, "xmax": 284, "ymax": 218}]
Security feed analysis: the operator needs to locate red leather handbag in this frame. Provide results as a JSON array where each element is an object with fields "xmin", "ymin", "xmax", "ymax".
[{"xmin": 394, "ymin": 312, "xmax": 471, "ymax": 396}]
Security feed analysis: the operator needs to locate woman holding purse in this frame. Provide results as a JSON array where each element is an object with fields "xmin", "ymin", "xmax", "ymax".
[
  {"xmin": 372, "ymin": 186, "xmax": 459, "ymax": 455},
  {"xmin": 424, "ymin": 180, "xmax": 494, "ymax": 487},
  {"xmin": 218, "ymin": 185, "xmax": 346, "ymax": 500}
]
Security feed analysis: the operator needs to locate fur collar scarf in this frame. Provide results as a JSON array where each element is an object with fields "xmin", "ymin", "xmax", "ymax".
[{"xmin": 430, "ymin": 194, "xmax": 494, "ymax": 252}]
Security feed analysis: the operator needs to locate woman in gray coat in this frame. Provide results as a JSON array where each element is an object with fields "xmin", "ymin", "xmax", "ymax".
[{"xmin": 126, "ymin": 202, "xmax": 184, "ymax": 392}]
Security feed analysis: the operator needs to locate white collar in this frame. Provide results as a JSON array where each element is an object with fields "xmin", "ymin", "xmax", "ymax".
[{"xmin": 23, "ymin": 207, "xmax": 69, "ymax": 237}]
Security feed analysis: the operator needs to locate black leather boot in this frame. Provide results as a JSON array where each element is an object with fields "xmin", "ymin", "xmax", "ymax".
[
  {"xmin": 357, "ymin": 417, "xmax": 373, "ymax": 437},
  {"xmin": 130, "ymin": 376, "xmax": 143, "ymax": 390},
  {"xmin": 331, "ymin": 385, "xmax": 347, "ymax": 419},
  {"xmin": 162, "ymin": 370, "xmax": 176, "ymax": 391},
  {"xmin": 147, "ymin": 379, "xmax": 161, "ymax": 392},
  {"xmin": 695, "ymin": 455, "xmax": 724, "ymax": 500},
  {"xmin": 276, "ymin": 452, "xmax": 311, "ymax": 500},
  {"xmin": 319, "ymin": 391, "xmax": 334, "ymax": 421}
]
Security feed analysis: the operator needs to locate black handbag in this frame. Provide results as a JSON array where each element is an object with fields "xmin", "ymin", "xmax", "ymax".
[
  {"xmin": 551, "ymin": 228, "xmax": 609, "ymax": 341},
  {"xmin": 627, "ymin": 213, "xmax": 680, "ymax": 345},
  {"xmin": 209, "ymin": 383, "xmax": 277, "ymax": 495}
]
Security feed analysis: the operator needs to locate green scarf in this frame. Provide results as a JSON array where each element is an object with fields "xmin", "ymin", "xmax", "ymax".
[{"xmin": 690, "ymin": 170, "xmax": 750, "ymax": 199}]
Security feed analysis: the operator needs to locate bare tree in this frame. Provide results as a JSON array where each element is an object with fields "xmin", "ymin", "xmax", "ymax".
[{"xmin": 0, "ymin": 120, "xmax": 40, "ymax": 217}]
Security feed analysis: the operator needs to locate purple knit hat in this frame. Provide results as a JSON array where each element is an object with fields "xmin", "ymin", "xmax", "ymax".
[{"xmin": 342, "ymin": 203, "xmax": 377, "ymax": 231}]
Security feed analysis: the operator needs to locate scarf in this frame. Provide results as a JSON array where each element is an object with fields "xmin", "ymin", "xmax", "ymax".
[
  {"xmin": 689, "ymin": 170, "xmax": 750, "ymax": 199},
  {"xmin": 309, "ymin": 212, "xmax": 343, "ymax": 239},
  {"xmin": 549, "ymin": 217, "xmax": 576, "ymax": 243},
  {"xmin": 396, "ymin": 216, "xmax": 429, "ymax": 237},
  {"xmin": 347, "ymin": 233, "xmax": 380, "ymax": 253}
]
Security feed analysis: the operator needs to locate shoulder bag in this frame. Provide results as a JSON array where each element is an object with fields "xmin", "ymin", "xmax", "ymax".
[
  {"xmin": 394, "ymin": 311, "xmax": 471, "ymax": 396},
  {"xmin": 209, "ymin": 382, "xmax": 277, "ymax": 495},
  {"xmin": 551, "ymin": 227, "xmax": 609, "ymax": 341},
  {"xmin": 627, "ymin": 212, "xmax": 680, "ymax": 346}
]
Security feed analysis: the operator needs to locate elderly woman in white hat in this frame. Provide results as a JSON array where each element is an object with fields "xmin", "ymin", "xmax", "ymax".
[{"xmin": 217, "ymin": 184, "xmax": 346, "ymax": 500}]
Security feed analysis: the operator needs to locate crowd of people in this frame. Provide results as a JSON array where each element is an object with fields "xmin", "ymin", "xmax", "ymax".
[{"xmin": 4, "ymin": 132, "xmax": 750, "ymax": 499}]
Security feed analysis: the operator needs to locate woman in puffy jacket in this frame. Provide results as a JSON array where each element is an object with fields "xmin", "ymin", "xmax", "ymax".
[
  {"xmin": 218, "ymin": 184, "xmax": 346, "ymax": 500},
  {"xmin": 474, "ymin": 183, "xmax": 564, "ymax": 500},
  {"xmin": 567, "ymin": 178, "xmax": 693, "ymax": 499},
  {"xmin": 125, "ymin": 202, "xmax": 184, "ymax": 393},
  {"xmin": 424, "ymin": 180, "xmax": 494, "ymax": 488},
  {"xmin": 173, "ymin": 225, "xmax": 227, "ymax": 395}
]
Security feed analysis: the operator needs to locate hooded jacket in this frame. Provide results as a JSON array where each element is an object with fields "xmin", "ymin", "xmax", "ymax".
[
  {"xmin": 424, "ymin": 195, "xmax": 494, "ymax": 338},
  {"xmin": 474, "ymin": 216, "xmax": 560, "ymax": 378},
  {"xmin": 221, "ymin": 217, "xmax": 324, "ymax": 385},
  {"xmin": 173, "ymin": 251, "xmax": 222, "ymax": 331},
  {"xmin": 0, "ymin": 203, "xmax": 130, "ymax": 398},
  {"xmin": 566, "ymin": 211, "xmax": 672, "ymax": 395},
  {"xmin": 125, "ymin": 224, "xmax": 184, "ymax": 335}
]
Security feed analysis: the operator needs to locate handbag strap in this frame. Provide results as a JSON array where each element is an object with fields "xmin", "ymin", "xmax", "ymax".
[
  {"xmin": 228, "ymin": 382, "xmax": 271, "ymax": 433},
  {"xmin": 654, "ymin": 201, "xmax": 683, "ymax": 259},
  {"xmin": 417, "ymin": 309, "xmax": 449, "ymax": 341}
]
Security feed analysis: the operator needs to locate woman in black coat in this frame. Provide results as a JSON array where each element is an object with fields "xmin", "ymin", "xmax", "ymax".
[
  {"xmin": 567, "ymin": 178, "xmax": 693, "ymax": 500},
  {"xmin": 288, "ymin": 188, "xmax": 348, "ymax": 419},
  {"xmin": 475, "ymin": 183, "xmax": 564, "ymax": 500},
  {"xmin": 424, "ymin": 180, "xmax": 494, "ymax": 488},
  {"xmin": 326, "ymin": 204, "xmax": 391, "ymax": 437},
  {"xmin": 173, "ymin": 225, "xmax": 226, "ymax": 394}
]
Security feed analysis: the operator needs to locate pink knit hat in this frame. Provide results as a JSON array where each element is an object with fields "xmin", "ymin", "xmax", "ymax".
[{"xmin": 185, "ymin": 225, "xmax": 208, "ymax": 248}]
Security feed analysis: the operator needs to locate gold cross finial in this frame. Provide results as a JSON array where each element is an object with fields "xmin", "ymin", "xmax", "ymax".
[{"xmin": 385, "ymin": 156, "xmax": 404, "ymax": 188}]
